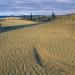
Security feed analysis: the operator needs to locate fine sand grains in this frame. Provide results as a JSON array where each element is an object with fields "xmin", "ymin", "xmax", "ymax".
[{"xmin": 0, "ymin": 19, "xmax": 75, "ymax": 75}]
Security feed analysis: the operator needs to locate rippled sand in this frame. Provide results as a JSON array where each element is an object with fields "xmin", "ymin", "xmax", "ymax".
[{"xmin": 0, "ymin": 19, "xmax": 75, "ymax": 75}]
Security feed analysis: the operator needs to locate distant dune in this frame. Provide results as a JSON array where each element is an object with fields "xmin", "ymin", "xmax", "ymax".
[
  {"xmin": 0, "ymin": 16, "xmax": 75, "ymax": 75},
  {"xmin": 0, "ymin": 17, "xmax": 37, "ymax": 27}
]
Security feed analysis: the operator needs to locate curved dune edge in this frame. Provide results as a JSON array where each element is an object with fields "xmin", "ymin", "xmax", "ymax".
[
  {"xmin": 0, "ymin": 20, "xmax": 75, "ymax": 75},
  {"xmin": 0, "ymin": 19, "xmax": 37, "ymax": 27}
]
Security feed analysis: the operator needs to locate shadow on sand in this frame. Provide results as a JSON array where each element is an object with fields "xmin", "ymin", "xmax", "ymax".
[
  {"xmin": 0, "ymin": 23, "xmax": 40, "ymax": 33},
  {"xmin": 33, "ymin": 48, "xmax": 43, "ymax": 67}
]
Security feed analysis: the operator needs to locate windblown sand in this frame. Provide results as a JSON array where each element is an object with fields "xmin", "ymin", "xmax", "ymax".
[{"xmin": 0, "ymin": 19, "xmax": 75, "ymax": 75}]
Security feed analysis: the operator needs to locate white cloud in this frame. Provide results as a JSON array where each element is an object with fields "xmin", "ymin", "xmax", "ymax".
[
  {"xmin": 15, "ymin": 0, "xmax": 23, "ymax": 3},
  {"xmin": 57, "ymin": 0, "xmax": 70, "ymax": 4},
  {"xmin": 0, "ymin": 0, "xmax": 75, "ymax": 15}
]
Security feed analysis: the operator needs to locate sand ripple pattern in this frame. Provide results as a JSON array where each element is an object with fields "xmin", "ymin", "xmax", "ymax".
[{"xmin": 0, "ymin": 20, "xmax": 75, "ymax": 75}]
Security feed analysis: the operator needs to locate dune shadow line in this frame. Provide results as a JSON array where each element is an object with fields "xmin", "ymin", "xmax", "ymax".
[{"xmin": 0, "ymin": 23, "xmax": 40, "ymax": 33}]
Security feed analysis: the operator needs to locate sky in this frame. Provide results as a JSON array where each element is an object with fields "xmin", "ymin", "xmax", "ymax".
[{"xmin": 0, "ymin": 0, "xmax": 75, "ymax": 15}]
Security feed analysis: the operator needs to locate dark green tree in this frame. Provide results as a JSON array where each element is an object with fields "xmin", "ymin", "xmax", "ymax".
[
  {"xmin": 52, "ymin": 12, "xmax": 55, "ymax": 19},
  {"xmin": 31, "ymin": 13, "xmax": 32, "ymax": 20}
]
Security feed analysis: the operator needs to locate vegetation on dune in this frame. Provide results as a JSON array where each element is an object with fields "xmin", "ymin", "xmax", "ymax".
[{"xmin": 0, "ymin": 23, "xmax": 1, "ymax": 27}]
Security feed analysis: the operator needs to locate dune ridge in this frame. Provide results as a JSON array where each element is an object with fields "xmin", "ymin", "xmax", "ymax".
[{"xmin": 0, "ymin": 19, "xmax": 36, "ymax": 27}]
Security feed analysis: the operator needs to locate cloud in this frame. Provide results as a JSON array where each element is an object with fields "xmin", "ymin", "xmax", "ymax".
[
  {"xmin": 0, "ymin": 0, "xmax": 75, "ymax": 15},
  {"xmin": 56, "ymin": 0, "xmax": 71, "ymax": 4}
]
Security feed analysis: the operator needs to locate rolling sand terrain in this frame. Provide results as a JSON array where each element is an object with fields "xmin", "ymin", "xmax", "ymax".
[
  {"xmin": 0, "ymin": 16, "xmax": 75, "ymax": 75},
  {"xmin": 0, "ymin": 18, "xmax": 36, "ymax": 27}
]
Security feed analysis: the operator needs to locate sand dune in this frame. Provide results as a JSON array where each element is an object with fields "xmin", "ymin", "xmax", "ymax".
[
  {"xmin": 0, "ymin": 18, "xmax": 75, "ymax": 75},
  {"xmin": 0, "ymin": 19, "xmax": 36, "ymax": 27}
]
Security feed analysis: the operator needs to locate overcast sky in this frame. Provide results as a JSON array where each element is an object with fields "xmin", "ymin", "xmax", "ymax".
[{"xmin": 0, "ymin": 0, "xmax": 75, "ymax": 15}]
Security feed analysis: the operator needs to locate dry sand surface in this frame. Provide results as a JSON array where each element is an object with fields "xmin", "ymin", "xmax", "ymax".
[
  {"xmin": 0, "ymin": 18, "xmax": 75, "ymax": 75},
  {"xmin": 0, "ymin": 18, "xmax": 36, "ymax": 27}
]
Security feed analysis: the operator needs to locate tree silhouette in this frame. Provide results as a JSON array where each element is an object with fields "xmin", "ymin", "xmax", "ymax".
[
  {"xmin": 52, "ymin": 12, "xmax": 55, "ymax": 19},
  {"xmin": 31, "ymin": 13, "xmax": 32, "ymax": 20}
]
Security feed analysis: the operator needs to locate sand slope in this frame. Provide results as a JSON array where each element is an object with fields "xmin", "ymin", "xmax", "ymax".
[
  {"xmin": 0, "ymin": 19, "xmax": 75, "ymax": 75},
  {"xmin": 0, "ymin": 19, "xmax": 36, "ymax": 27}
]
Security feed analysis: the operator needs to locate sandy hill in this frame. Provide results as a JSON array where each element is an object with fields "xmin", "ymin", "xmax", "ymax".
[
  {"xmin": 0, "ymin": 17, "xmax": 36, "ymax": 27},
  {"xmin": 0, "ymin": 15, "xmax": 75, "ymax": 75}
]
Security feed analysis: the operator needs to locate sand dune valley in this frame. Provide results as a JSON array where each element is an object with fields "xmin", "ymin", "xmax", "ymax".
[{"xmin": 0, "ymin": 15, "xmax": 75, "ymax": 75}]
